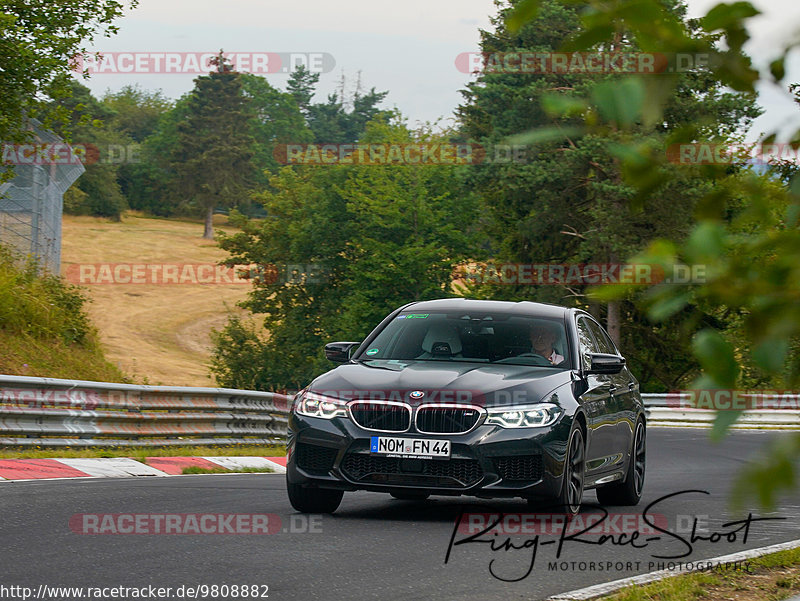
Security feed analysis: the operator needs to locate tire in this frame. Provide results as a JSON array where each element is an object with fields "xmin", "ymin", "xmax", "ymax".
[
  {"xmin": 596, "ymin": 419, "xmax": 646, "ymax": 506},
  {"xmin": 390, "ymin": 491, "xmax": 430, "ymax": 501},
  {"xmin": 555, "ymin": 426, "xmax": 586, "ymax": 515},
  {"xmin": 287, "ymin": 482, "xmax": 344, "ymax": 513}
]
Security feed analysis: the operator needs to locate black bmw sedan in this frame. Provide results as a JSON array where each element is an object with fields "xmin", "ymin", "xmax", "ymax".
[{"xmin": 286, "ymin": 298, "xmax": 646, "ymax": 514}]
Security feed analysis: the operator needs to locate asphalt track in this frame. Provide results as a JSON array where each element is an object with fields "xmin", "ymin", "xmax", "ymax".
[{"xmin": 1, "ymin": 428, "xmax": 799, "ymax": 601}]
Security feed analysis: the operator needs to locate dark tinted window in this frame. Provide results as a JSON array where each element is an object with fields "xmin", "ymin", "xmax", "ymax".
[
  {"xmin": 575, "ymin": 317, "xmax": 597, "ymax": 370},
  {"xmin": 585, "ymin": 318, "xmax": 618, "ymax": 355},
  {"xmin": 358, "ymin": 311, "xmax": 570, "ymax": 368}
]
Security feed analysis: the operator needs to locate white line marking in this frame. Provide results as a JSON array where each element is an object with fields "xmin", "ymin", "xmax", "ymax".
[
  {"xmin": 203, "ymin": 456, "xmax": 280, "ymax": 471},
  {"xmin": 262, "ymin": 459, "xmax": 287, "ymax": 473},
  {"xmin": 57, "ymin": 458, "xmax": 169, "ymax": 477}
]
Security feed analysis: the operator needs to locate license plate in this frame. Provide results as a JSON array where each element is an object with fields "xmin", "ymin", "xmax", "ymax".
[{"xmin": 370, "ymin": 436, "xmax": 450, "ymax": 460}]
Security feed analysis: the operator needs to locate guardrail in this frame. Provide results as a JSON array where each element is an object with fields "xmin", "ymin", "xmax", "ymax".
[
  {"xmin": 0, "ymin": 376, "xmax": 795, "ymax": 448},
  {"xmin": 642, "ymin": 393, "xmax": 800, "ymax": 429},
  {"xmin": 0, "ymin": 375, "xmax": 291, "ymax": 447}
]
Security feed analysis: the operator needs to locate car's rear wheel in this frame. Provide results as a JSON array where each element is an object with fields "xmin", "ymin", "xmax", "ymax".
[
  {"xmin": 390, "ymin": 491, "xmax": 430, "ymax": 501},
  {"xmin": 556, "ymin": 426, "xmax": 585, "ymax": 515},
  {"xmin": 596, "ymin": 418, "xmax": 646, "ymax": 506},
  {"xmin": 287, "ymin": 482, "xmax": 344, "ymax": 513}
]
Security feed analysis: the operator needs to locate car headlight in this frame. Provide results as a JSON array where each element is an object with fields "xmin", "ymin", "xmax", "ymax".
[
  {"xmin": 485, "ymin": 403, "xmax": 562, "ymax": 428},
  {"xmin": 294, "ymin": 391, "xmax": 348, "ymax": 419}
]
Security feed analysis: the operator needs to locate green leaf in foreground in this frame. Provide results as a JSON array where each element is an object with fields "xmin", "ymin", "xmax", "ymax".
[
  {"xmin": 732, "ymin": 433, "xmax": 800, "ymax": 511},
  {"xmin": 506, "ymin": 126, "xmax": 584, "ymax": 146},
  {"xmin": 505, "ymin": 0, "xmax": 542, "ymax": 33},
  {"xmin": 692, "ymin": 329, "xmax": 739, "ymax": 388},
  {"xmin": 591, "ymin": 78, "xmax": 645, "ymax": 129}
]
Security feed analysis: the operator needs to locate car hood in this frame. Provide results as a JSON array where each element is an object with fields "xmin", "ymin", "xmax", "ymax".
[{"xmin": 308, "ymin": 360, "xmax": 573, "ymax": 406}]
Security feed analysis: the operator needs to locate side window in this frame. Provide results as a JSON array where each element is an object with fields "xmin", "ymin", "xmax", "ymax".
[
  {"xmin": 586, "ymin": 319, "xmax": 618, "ymax": 355},
  {"xmin": 575, "ymin": 317, "xmax": 599, "ymax": 370}
]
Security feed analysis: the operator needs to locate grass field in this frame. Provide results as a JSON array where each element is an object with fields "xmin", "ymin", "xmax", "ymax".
[
  {"xmin": 0, "ymin": 330, "xmax": 126, "ymax": 382},
  {"xmin": 602, "ymin": 547, "xmax": 800, "ymax": 601},
  {"xmin": 60, "ymin": 212, "xmax": 254, "ymax": 386}
]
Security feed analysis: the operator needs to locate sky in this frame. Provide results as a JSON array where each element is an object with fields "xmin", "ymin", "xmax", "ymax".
[{"xmin": 80, "ymin": 0, "xmax": 800, "ymax": 142}]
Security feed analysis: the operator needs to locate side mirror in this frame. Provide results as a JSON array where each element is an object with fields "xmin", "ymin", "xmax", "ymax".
[
  {"xmin": 324, "ymin": 342, "xmax": 360, "ymax": 363},
  {"xmin": 588, "ymin": 353, "xmax": 626, "ymax": 374}
]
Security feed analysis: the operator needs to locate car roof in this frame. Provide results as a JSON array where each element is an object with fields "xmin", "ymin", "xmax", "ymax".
[{"xmin": 401, "ymin": 298, "xmax": 571, "ymax": 319}]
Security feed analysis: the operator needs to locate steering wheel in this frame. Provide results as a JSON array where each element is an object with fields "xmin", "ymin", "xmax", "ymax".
[
  {"xmin": 512, "ymin": 352, "xmax": 553, "ymax": 366},
  {"xmin": 517, "ymin": 352, "xmax": 548, "ymax": 360}
]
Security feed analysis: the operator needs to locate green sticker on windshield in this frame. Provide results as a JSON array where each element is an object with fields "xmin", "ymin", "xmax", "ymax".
[
  {"xmin": 404, "ymin": 313, "xmax": 430, "ymax": 319},
  {"xmin": 366, "ymin": 348, "xmax": 379, "ymax": 355}
]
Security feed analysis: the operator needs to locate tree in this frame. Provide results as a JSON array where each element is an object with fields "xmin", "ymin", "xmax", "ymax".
[
  {"xmin": 211, "ymin": 119, "xmax": 480, "ymax": 390},
  {"xmin": 99, "ymin": 85, "xmax": 173, "ymax": 214},
  {"xmin": 101, "ymin": 85, "xmax": 172, "ymax": 143},
  {"xmin": 172, "ymin": 53, "xmax": 256, "ymax": 239},
  {"xmin": 341, "ymin": 88, "xmax": 392, "ymax": 142},
  {"xmin": 503, "ymin": 0, "xmax": 800, "ymax": 505},
  {"xmin": 286, "ymin": 65, "xmax": 319, "ymax": 118},
  {"xmin": 456, "ymin": 0, "xmax": 759, "ymax": 391},
  {"xmin": 124, "ymin": 73, "xmax": 309, "ymax": 219},
  {"xmin": 121, "ymin": 94, "xmax": 191, "ymax": 217},
  {"xmin": 307, "ymin": 94, "xmax": 350, "ymax": 143},
  {"xmin": 287, "ymin": 66, "xmax": 391, "ymax": 144},
  {"xmin": 770, "ymin": 84, "xmax": 800, "ymax": 184},
  {"xmin": 44, "ymin": 80, "xmax": 129, "ymax": 220},
  {"xmin": 0, "ymin": 0, "xmax": 135, "ymax": 151},
  {"xmin": 241, "ymin": 74, "xmax": 312, "ymax": 183},
  {"xmin": 306, "ymin": 80, "xmax": 391, "ymax": 144}
]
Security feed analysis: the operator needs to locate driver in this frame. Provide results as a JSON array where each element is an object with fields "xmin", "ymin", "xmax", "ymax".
[{"xmin": 529, "ymin": 322, "xmax": 564, "ymax": 365}]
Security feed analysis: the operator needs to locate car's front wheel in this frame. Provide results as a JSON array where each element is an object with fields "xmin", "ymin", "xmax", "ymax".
[
  {"xmin": 596, "ymin": 418, "xmax": 645, "ymax": 506},
  {"xmin": 555, "ymin": 426, "xmax": 586, "ymax": 515},
  {"xmin": 287, "ymin": 482, "xmax": 344, "ymax": 513}
]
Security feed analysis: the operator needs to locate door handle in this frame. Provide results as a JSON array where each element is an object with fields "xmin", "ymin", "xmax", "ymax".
[
  {"xmin": 628, "ymin": 382, "xmax": 636, "ymax": 391},
  {"xmin": 608, "ymin": 386, "xmax": 618, "ymax": 396}
]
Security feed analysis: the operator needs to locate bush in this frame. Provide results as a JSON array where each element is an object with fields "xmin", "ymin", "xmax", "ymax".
[{"xmin": 0, "ymin": 245, "xmax": 92, "ymax": 345}]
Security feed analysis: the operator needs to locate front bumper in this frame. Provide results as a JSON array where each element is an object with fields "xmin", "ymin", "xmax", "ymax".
[{"xmin": 286, "ymin": 412, "xmax": 573, "ymax": 499}]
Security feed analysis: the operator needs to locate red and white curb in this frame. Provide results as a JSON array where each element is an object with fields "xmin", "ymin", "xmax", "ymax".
[
  {"xmin": 548, "ymin": 537, "xmax": 800, "ymax": 600},
  {"xmin": 0, "ymin": 456, "xmax": 286, "ymax": 481}
]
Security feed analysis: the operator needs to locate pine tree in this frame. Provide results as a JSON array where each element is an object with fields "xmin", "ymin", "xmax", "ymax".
[
  {"xmin": 286, "ymin": 65, "xmax": 320, "ymax": 118},
  {"xmin": 173, "ymin": 52, "xmax": 256, "ymax": 238},
  {"xmin": 457, "ymin": 0, "xmax": 760, "ymax": 389}
]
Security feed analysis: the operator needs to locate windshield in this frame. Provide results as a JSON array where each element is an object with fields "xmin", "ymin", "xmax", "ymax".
[{"xmin": 357, "ymin": 310, "xmax": 571, "ymax": 368}]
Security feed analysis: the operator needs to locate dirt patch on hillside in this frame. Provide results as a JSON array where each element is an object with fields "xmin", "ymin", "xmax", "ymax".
[{"xmin": 61, "ymin": 213, "xmax": 259, "ymax": 386}]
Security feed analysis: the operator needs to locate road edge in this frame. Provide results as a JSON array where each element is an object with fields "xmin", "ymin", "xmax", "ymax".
[
  {"xmin": 0, "ymin": 456, "xmax": 287, "ymax": 480},
  {"xmin": 548, "ymin": 538, "xmax": 800, "ymax": 600}
]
